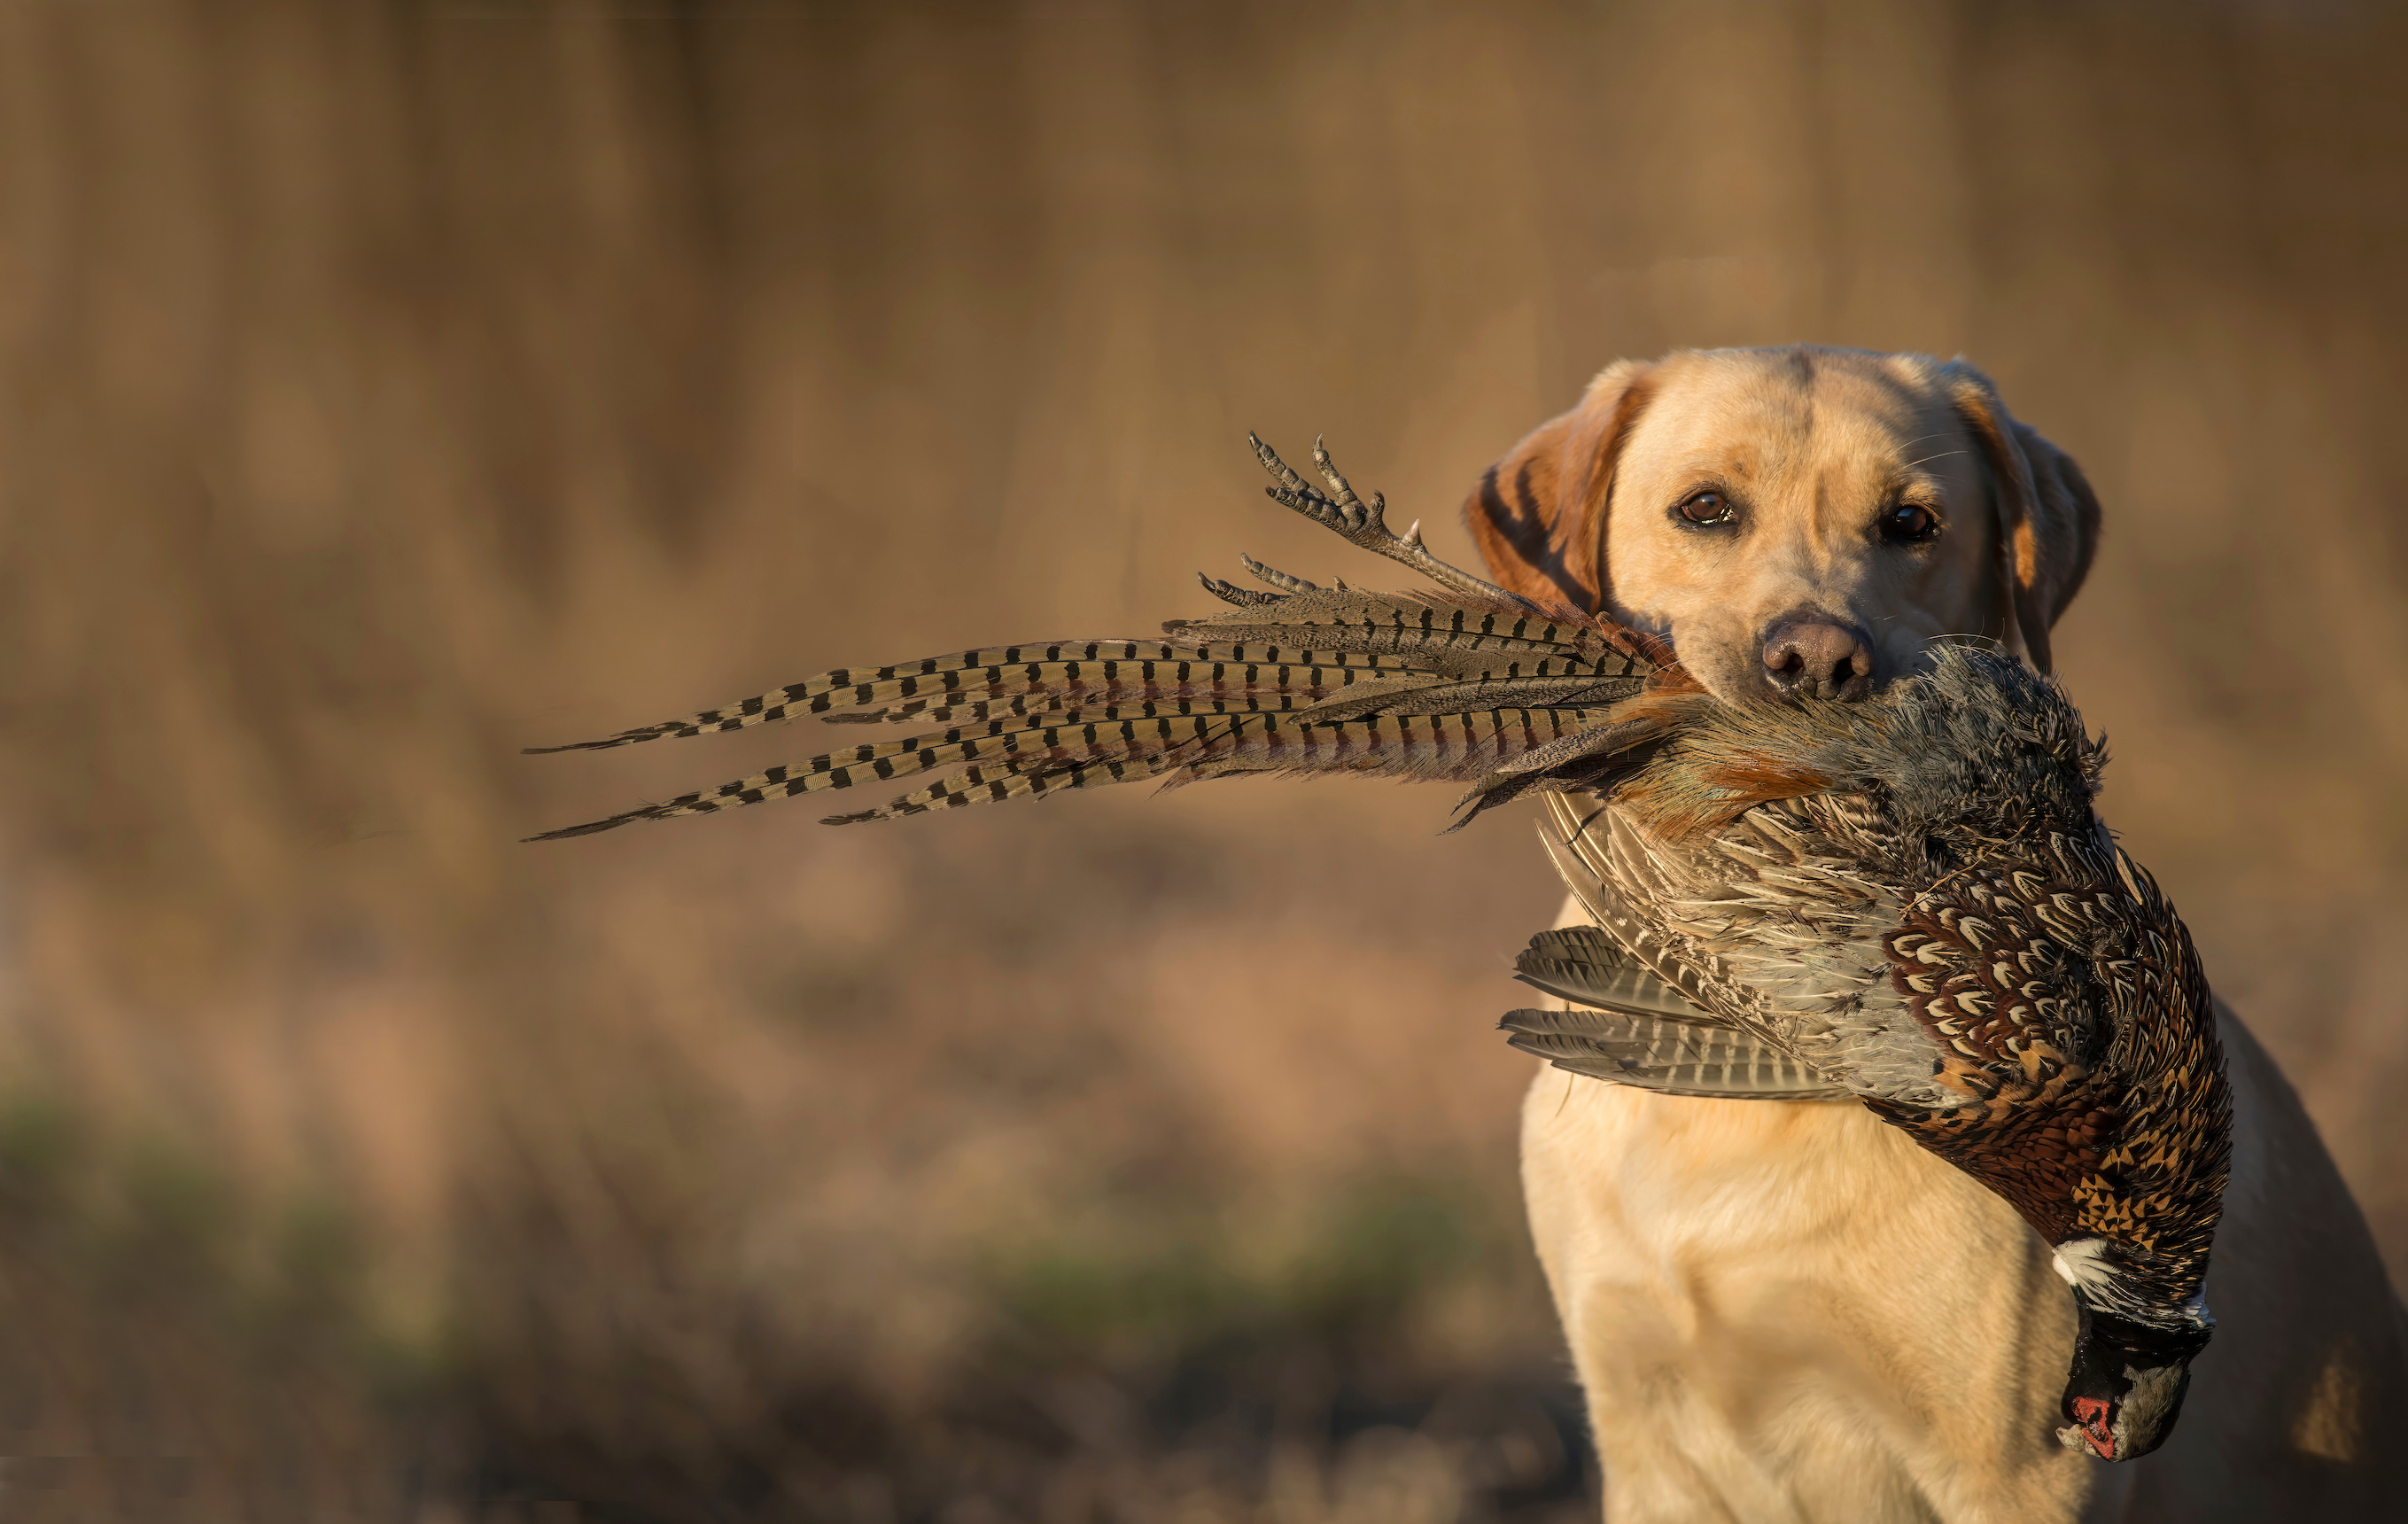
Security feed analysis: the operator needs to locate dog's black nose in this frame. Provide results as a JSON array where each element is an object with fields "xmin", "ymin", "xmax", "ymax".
[{"xmin": 1761, "ymin": 617, "xmax": 1877, "ymax": 701}]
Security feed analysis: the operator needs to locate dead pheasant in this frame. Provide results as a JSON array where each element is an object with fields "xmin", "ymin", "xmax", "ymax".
[
  {"xmin": 524, "ymin": 435, "xmax": 2233, "ymax": 1462},
  {"xmin": 1503, "ymin": 656, "xmax": 2233, "ymax": 1463}
]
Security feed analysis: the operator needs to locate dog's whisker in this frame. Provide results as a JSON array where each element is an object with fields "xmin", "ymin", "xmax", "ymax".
[{"xmin": 1899, "ymin": 448, "xmax": 1972, "ymax": 471}]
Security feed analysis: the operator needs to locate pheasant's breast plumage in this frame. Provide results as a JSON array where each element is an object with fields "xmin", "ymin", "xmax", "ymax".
[{"xmin": 1527, "ymin": 648, "xmax": 2233, "ymax": 1332}]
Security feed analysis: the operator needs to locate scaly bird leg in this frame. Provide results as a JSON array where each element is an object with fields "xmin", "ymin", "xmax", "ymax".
[{"xmin": 1247, "ymin": 432, "xmax": 1532, "ymax": 606}]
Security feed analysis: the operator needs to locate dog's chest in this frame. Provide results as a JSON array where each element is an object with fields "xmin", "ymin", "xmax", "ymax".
[{"xmin": 1519, "ymin": 1070, "xmax": 2101, "ymax": 1522}]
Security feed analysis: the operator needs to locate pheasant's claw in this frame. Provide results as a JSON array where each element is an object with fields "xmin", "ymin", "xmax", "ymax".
[
  {"xmin": 1256, "ymin": 436, "xmax": 1389, "ymax": 552},
  {"xmin": 1265, "ymin": 484, "xmax": 1333, "ymax": 525},
  {"xmin": 1311, "ymin": 434, "xmax": 1379, "ymax": 533},
  {"xmin": 1199, "ymin": 572, "xmax": 1283, "ymax": 608},
  {"xmin": 1239, "ymin": 552, "xmax": 1321, "ymax": 595},
  {"xmin": 1247, "ymin": 432, "xmax": 1314, "ymax": 500}
]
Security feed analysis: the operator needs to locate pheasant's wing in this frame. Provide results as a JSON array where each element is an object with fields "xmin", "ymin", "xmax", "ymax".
[
  {"xmin": 1502, "ymin": 923, "xmax": 1845, "ymax": 1100},
  {"xmin": 1537, "ymin": 790, "xmax": 1954, "ymax": 1108},
  {"xmin": 1511, "ymin": 924, "xmax": 1703, "ymax": 1018},
  {"xmin": 1535, "ymin": 796, "xmax": 1764, "ymax": 1025},
  {"xmin": 1499, "ymin": 1007, "xmax": 1841, "ymax": 1100}
]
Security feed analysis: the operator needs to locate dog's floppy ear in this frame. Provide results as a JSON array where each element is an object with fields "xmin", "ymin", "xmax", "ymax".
[
  {"xmin": 1461, "ymin": 360, "xmax": 1658, "ymax": 612},
  {"xmin": 1939, "ymin": 362, "xmax": 2102, "ymax": 674}
]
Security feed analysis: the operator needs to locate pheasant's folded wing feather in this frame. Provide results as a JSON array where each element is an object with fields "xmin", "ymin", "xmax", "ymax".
[
  {"xmin": 1511, "ymin": 925, "xmax": 1706, "ymax": 1020},
  {"xmin": 1535, "ymin": 797, "xmax": 1759, "ymax": 1021},
  {"xmin": 1511, "ymin": 925, "xmax": 1842, "ymax": 1097},
  {"xmin": 1535, "ymin": 789, "xmax": 1957, "ymax": 1108},
  {"xmin": 1500, "ymin": 1007, "xmax": 1844, "ymax": 1099}
]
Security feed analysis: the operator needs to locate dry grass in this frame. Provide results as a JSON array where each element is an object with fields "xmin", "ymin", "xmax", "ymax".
[{"xmin": 0, "ymin": 0, "xmax": 2403, "ymax": 1517}]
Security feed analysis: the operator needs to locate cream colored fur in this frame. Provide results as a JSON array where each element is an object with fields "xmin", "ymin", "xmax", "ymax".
[{"xmin": 1466, "ymin": 346, "xmax": 2407, "ymax": 1520}]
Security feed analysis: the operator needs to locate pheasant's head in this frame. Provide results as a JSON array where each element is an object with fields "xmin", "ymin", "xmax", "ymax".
[{"xmin": 2049, "ymin": 1245, "xmax": 2214, "ymax": 1460}]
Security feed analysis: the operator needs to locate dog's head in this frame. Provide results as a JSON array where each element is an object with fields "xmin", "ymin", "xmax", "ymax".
[{"xmin": 1463, "ymin": 346, "xmax": 2101, "ymax": 701}]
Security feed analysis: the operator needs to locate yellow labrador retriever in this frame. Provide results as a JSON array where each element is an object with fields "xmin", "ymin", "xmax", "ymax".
[{"xmin": 1461, "ymin": 346, "xmax": 2408, "ymax": 1522}]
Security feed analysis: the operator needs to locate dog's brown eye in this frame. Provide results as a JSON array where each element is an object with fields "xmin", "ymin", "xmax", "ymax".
[
  {"xmin": 1883, "ymin": 503, "xmax": 1940, "ymax": 544},
  {"xmin": 1676, "ymin": 491, "xmax": 1736, "ymax": 527}
]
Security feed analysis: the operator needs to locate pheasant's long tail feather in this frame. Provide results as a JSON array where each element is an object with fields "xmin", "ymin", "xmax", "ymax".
[
  {"xmin": 832, "ymin": 685, "xmax": 1369, "ymax": 731},
  {"xmin": 525, "ymin": 701, "xmax": 1643, "ymax": 840},
  {"xmin": 1299, "ymin": 672, "xmax": 1648, "ymax": 726},
  {"xmin": 524, "ymin": 640, "xmax": 1420, "ymax": 753},
  {"xmin": 1442, "ymin": 695, "xmax": 1704, "ymax": 833},
  {"xmin": 819, "ymin": 750, "xmax": 1183, "ymax": 827},
  {"xmin": 816, "ymin": 647, "xmax": 1429, "ymax": 727},
  {"xmin": 823, "ymin": 705, "xmax": 1643, "ymax": 828},
  {"xmin": 1162, "ymin": 707, "xmax": 1627, "ymax": 785},
  {"xmin": 827, "ymin": 647, "xmax": 1645, "ymax": 735},
  {"xmin": 523, "ymin": 429, "xmax": 1703, "ymax": 839},
  {"xmin": 1168, "ymin": 589, "xmax": 1659, "ymax": 683}
]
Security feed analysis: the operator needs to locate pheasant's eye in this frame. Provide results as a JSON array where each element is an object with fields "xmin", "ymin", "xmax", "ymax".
[
  {"xmin": 1675, "ymin": 491, "xmax": 1737, "ymax": 528},
  {"xmin": 1883, "ymin": 502, "xmax": 1941, "ymax": 544}
]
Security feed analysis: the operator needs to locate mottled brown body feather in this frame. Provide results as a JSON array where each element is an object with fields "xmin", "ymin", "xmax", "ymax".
[{"xmin": 1524, "ymin": 655, "xmax": 2233, "ymax": 1340}]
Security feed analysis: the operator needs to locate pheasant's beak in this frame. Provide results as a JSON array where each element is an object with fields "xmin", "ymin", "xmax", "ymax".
[{"xmin": 2055, "ymin": 1303, "xmax": 2212, "ymax": 1461}]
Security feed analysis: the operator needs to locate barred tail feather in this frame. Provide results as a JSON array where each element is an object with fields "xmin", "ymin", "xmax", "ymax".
[
  {"xmin": 524, "ymin": 641, "xmax": 1440, "ymax": 752},
  {"xmin": 1163, "ymin": 708, "xmax": 1627, "ymax": 789},
  {"xmin": 529, "ymin": 709, "xmax": 1335, "ymax": 841},
  {"xmin": 823, "ymin": 751, "xmax": 1182, "ymax": 826},
  {"xmin": 827, "ymin": 686, "xmax": 1372, "ymax": 731},
  {"xmin": 522, "ymin": 569, "xmax": 1697, "ymax": 839},
  {"xmin": 1441, "ymin": 703, "xmax": 1693, "ymax": 832},
  {"xmin": 1169, "ymin": 594, "xmax": 1656, "ymax": 682},
  {"xmin": 1301, "ymin": 672, "xmax": 1649, "ymax": 726},
  {"xmin": 810, "ymin": 649, "xmax": 1436, "ymax": 728},
  {"xmin": 526, "ymin": 702, "xmax": 1641, "ymax": 841},
  {"xmin": 524, "ymin": 711, "xmax": 1240, "ymax": 840},
  {"xmin": 520, "ymin": 641, "xmax": 1194, "ymax": 752}
]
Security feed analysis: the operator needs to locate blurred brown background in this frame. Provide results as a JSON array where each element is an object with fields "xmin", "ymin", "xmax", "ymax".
[{"xmin": 0, "ymin": 0, "xmax": 2403, "ymax": 1518}]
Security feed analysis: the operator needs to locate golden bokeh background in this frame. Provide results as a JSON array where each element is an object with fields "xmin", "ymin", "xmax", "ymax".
[{"xmin": 1, "ymin": 0, "xmax": 2403, "ymax": 1517}]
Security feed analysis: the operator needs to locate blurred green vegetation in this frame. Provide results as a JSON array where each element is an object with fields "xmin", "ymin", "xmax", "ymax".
[{"xmin": 991, "ymin": 1180, "xmax": 1495, "ymax": 1362}]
